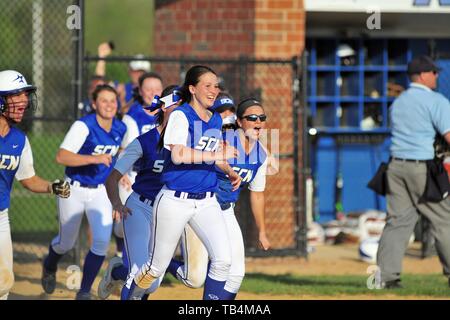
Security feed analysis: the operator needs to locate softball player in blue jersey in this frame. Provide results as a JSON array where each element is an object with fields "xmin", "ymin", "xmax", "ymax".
[
  {"xmin": 97, "ymin": 85, "xmax": 181, "ymax": 300},
  {"xmin": 169, "ymin": 97, "xmax": 271, "ymax": 300},
  {"xmin": 0, "ymin": 70, "xmax": 70, "ymax": 300},
  {"xmin": 114, "ymin": 72, "xmax": 164, "ymax": 259},
  {"xmin": 127, "ymin": 65, "xmax": 239, "ymax": 300},
  {"xmin": 41, "ymin": 84, "xmax": 126, "ymax": 300},
  {"xmin": 167, "ymin": 92, "xmax": 238, "ymax": 289}
]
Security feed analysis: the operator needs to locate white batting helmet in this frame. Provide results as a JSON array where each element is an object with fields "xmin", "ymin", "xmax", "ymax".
[{"xmin": 0, "ymin": 70, "xmax": 37, "ymax": 118}]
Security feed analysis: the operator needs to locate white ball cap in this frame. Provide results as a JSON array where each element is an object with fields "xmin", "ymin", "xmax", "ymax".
[
  {"xmin": 0, "ymin": 70, "xmax": 35, "ymax": 94},
  {"xmin": 337, "ymin": 44, "xmax": 356, "ymax": 58},
  {"xmin": 129, "ymin": 55, "xmax": 151, "ymax": 72}
]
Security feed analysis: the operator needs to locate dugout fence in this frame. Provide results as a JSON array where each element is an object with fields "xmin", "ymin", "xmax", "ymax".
[
  {"xmin": 3, "ymin": 1, "xmax": 308, "ymax": 273},
  {"xmin": 83, "ymin": 54, "xmax": 308, "ymax": 258},
  {"xmin": 1, "ymin": 0, "xmax": 83, "ymax": 265}
]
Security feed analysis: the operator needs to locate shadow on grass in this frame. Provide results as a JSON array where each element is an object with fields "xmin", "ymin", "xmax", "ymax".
[
  {"xmin": 245, "ymin": 273, "xmax": 363, "ymax": 288},
  {"xmin": 242, "ymin": 273, "xmax": 450, "ymax": 297}
]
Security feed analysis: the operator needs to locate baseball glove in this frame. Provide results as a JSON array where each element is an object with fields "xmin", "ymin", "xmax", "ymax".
[{"xmin": 51, "ymin": 179, "xmax": 71, "ymax": 198}]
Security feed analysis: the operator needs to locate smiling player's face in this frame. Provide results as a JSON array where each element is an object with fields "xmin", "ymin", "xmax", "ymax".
[
  {"xmin": 140, "ymin": 77, "xmax": 163, "ymax": 106},
  {"xmin": 190, "ymin": 72, "xmax": 220, "ymax": 109},
  {"xmin": 93, "ymin": 90, "xmax": 118, "ymax": 120}
]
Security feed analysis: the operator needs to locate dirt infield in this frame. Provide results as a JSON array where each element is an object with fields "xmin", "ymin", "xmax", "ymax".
[{"xmin": 9, "ymin": 242, "xmax": 448, "ymax": 300}]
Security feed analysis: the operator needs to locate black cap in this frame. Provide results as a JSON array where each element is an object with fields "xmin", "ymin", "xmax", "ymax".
[{"xmin": 407, "ymin": 55, "xmax": 442, "ymax": 75}]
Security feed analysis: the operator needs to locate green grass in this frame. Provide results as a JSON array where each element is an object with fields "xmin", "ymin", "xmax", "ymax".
[
  {"xmin": 9, "ymin": 133, "xmax": 66, "ymax": 234},
  {"xmin": 10, "ymin": 195, "xmax": 59, "ymax": 235},
  {"xmin": 85, "ymin": 0, "xmax": 155, "ymax": 82},
  {"xmin": 137, "ymin": 272, "xmax": 449, "ymax": 298},
  {"xmin": 85, "ymin": 0, "xmax": 154, "ymax": 55},
  {"xmin": 239, "ymin": 273, "xmax": 450, "ymax": 298}
]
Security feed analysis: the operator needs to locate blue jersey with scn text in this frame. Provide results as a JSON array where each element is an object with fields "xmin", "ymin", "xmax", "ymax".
[
  {"xmin": 215, "ymin": 130, "xmax": 267, "ymax": 204},
  {"xmin": 127, "ymin": 101, "xmax": 159, "ymax": 135},
  {"xmin": 65, "ymin": 114, "xmax": 126, "ymax": 185},
  {"xmin": 132, "ymin": 128, "xmax": 165, "ymax": 201},
  {"xmin": 162, "ymin": 103, "xmax": 222, "ymax": 193},
  {"xmin": 0, "ymin": 127, "xmax": 27, "ymax": 210}
]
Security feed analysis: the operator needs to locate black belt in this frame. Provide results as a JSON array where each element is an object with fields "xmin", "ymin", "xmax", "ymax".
[
  {"xmin": 391, "ymin": 157, "xmax": 427, "ymax": 163},
  {"xmin": 220, "ymin": 203, "xmax": 233, "ymax": 211},
  {"xmin": 139, "ymin": 195, "xmax": 153, "ymax": 206},
  {"xmin": 69, "ymin": 180, "xmax": 100, "ymax": 188},
  {"xmin": 174, "ymin": 191, "xmax": 214, "ymax": 200}
]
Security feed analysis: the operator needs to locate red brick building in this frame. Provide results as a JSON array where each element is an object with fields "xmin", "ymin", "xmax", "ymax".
[{"xmin": 154, "ymin": 0, "xmax": 306, "ymax": 251}]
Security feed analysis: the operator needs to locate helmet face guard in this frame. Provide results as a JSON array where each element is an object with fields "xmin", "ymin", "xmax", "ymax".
[
  {"xmin": 0, "ymin": 87, "xmax": 38, "ymax": 123},
  {"xmin": 0, "ymin": 70, "xmax": 38, "ymax": 123}
]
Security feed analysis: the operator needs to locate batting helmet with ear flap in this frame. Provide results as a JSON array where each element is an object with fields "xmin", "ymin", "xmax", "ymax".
[{"xmin": 0, "ymin": 70, "xmax": 37, "ymax": 114}]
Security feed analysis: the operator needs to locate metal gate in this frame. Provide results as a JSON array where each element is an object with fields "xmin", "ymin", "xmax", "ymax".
[{"xmin": 83, "ymin": 54, "xmax": 307, "ymax": 257}]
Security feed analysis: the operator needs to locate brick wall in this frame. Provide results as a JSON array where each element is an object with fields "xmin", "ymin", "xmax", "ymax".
[
  {"xmin": 255, "ymin": 0, "xmax": 304, "ymax": 58},
  {"xmin": 154, "ymin": 0, "xmax": 305, "ymax": 250},
  {"xmin": 155, "ymin": 0, "xmax": 255, "ymax": 58},
  {"xmin": 155, "ymin": 0, "xmax": 304, "ymax": 58}
]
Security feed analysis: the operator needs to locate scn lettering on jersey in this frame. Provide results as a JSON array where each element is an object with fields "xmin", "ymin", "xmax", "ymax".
[
  {"xmin": 195, "ymin": 136, "xmax": 219, "ymax": 152},
  {"xmin": 0, "ymin": 154, "xmax": 20, "ymax": 170},
  {"xmin": 93, "ymin": 145, "xmax": 120, "ymax": 156},
  {"xmin": 233, "ymin": 167, "xmax": 254, "ymax": 183}
]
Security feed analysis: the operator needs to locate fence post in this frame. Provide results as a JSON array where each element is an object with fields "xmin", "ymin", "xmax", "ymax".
[
  {"xmin": 292, "ymin": 55, "xmax": 308, "ymax": 258},
  {"xmin": 74, "ymin": 0, "xmax": 85, "ymax": 121},
  {"xmin": 73, "ymin": 0, "xmax": 85, "ymax": 265},
  {"xmin": 32, "ymin": 0, "xmax": 44, "ymax": 133},
  {"xmin": 299, "ymin": 50, "xmax": 314, "ymax": 258}
]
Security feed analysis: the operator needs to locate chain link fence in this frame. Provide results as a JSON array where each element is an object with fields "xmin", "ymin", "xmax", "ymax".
[
  {"xmin": 4, "ymin": 2, "xmax": 306, "ymax": 277},
  {"xmin": 84, "ymin": 56, "xmax": 306, "ymax": 256},
  {"xmin": 1, "ymin": 0, "xmax": 81, "ymax": 263}
]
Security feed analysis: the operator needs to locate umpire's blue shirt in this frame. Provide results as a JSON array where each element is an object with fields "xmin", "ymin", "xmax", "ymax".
[{"xmin": 390, "ymin": 82, "xmax": 450, "ymax": 160}]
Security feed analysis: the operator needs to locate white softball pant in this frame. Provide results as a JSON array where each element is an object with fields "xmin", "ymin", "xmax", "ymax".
[
  {"xmin": 122, "ymin": 192, "xmax": 161, "ymax": 294},
  {"xmin": 0, "ymin": 209, "xmax": 14, "ymax": 300},
  {"xmin": 114, "ymin": 170, "xmax": 137, "ymax": 238},
  {"xmin": 142, "ymin": 188, "xmax": 232, "ymax": 288},
  {"xmin": 176, "ymin": 224, "xmax": 209, "ymax": 288},
  {"xmin": 177, "ymin": 206, "xmax": 245, "ymax": 294},
  {"xmin": 51, "ymin": 183, "xmax": 113, "ymax": 256}
]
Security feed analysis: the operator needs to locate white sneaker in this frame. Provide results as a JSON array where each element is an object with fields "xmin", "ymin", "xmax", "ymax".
[{"xmin": 98, "ymin": 256, "xmax": 124, "ymax": 299}]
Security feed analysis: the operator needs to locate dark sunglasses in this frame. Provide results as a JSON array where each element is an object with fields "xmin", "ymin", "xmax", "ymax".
[{"xmin": 242, "ymin": 114, "xmax": 267, "ymax": 122}]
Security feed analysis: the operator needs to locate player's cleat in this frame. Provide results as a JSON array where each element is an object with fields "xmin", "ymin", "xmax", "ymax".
[
  {"xmin": 382, "ymin": 279, "xmax": 403, "ymax": 289},
  {"xmin": 98, "ymin": 256, "xmax": 124, "ymax": 299},
  {"xmin": 124, "ymin": 281, "xmax": 147, "ymax": 300},
  {"xmin": 41, "ymin": 259, "xmax": 56, "ymax": 294},
  {"xmin": 75, "ymin": 291, "xmax": 92, "ymax": 300}
]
